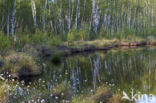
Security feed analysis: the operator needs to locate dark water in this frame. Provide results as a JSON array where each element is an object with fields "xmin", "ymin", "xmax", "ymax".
[
  {"xmin": 1, "ymin": 47, "xmax": 156, "ymax": 103},
  {"xmin": 51, "ymin": 48, "xmax": 156, "ymax": 89},
  {"xmin": 39, "ymin": 47, "xmax": 155, "ymax": 102}
]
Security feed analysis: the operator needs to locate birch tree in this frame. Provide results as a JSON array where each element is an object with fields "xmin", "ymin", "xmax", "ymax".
[
  {"xmin": 0, "ymin": 0, "xmax": 155, "ymax": 37},
  {"xmin": 75, "ymin": 0, "xmax": 80, "ymax": 29},
  {"xmin": 10, "ymin": 0, "xmax": 16, "ymax": 35},
  {"xmin": 32, "ymin": 0, "xmax": 37, "ymax": 29},
  {"xmin": 66, "ymin": 0, "xmax": 74, "ymax": 31},
  {"xmin": 42, "ymin": 0, "xmax": 47, "ymax": 31},
  {"xmin": 89, "ymin": 0, "xmax": 100, "ymax": 34}
]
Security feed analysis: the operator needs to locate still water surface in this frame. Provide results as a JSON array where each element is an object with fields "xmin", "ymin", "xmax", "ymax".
[{"xmin": 1, "ymin": 47, "xmax": 156, "ymax": 103}]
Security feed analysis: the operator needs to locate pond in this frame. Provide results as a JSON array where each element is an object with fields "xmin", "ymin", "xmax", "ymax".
[{"xmin": 0, "ymin": 47, "xmax": 156, "ymax": 103}]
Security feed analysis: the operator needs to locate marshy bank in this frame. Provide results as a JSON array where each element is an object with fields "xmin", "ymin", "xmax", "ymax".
[
  {"xmin": 0, "ymin": 34, "xmax": 156, "ymax": 103},
  {"xmin": 0, "ymin": 44, "xmax": 156, "ymax": 103},
  {"xmin": 0, "ymin": 36, "xmax": 156, "ymax": 81},
  {"xmin": 39, "ymin": 36, "xmax": 156, "ymax": 57}
]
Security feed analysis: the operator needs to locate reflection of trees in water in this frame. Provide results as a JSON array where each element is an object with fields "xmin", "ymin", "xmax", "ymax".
[
  {"xmin": 71, "ymin": 59, "xmax": 81, "ymax": 93},
  {"xmin": 90, "ymin": 55, "xmax": 101, "ymax": 89},
  {"xmin": 100, "ymin": 48, "xmax": 156, "ymax": 92},
  {"xmin": 42, "ymin": 48, "xmax": 156, "ymax": 94}
]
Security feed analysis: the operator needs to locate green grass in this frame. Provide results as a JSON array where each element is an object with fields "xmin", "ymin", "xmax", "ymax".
[
  {"xmin": 1, "ymin": 52, "xmax": 40, "ymax": 79},
  {"xmin": 72, "ymin": 85, "xmax": 122, "ymax": 103},
  {"xmin": 14, "ymin": 31, "xmax": 62, "ymax": 47},
  {"xmin": 0, "ymin": 28, "xmax": 155, "ymax": 52},
  {"xmin": 0, "ymin": 31, "xmax": 12, "ymax": 50},
  {"xmin": 64, "ymin": 35, "xmax": 154, "ymax": 49},
  {"xmin": 0, "ymin": 30, "xmax": 62, "ymax": 51}
]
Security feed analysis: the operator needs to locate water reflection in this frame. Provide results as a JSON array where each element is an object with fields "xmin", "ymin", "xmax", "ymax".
[
  {"xmin": 42, "ymin": 47, "xmax": 156, "ymax": 102},
  {"xmin": 61, "ymin": 47, "xmax": 156, "ymax": 93},
  {"xmin": 90, "ymin": 55, "xmax": 101, "ymax": 89},
  {"xmin": 0, "ymin": 47, "xmax": 156, "ymax": 102}
]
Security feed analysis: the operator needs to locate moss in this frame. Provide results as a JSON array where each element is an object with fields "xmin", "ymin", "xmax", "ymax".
[
  {"xmin": 72, "ymin": 85, "xmax": 114, "ymax": 103},
  {"xmin": 72, "ymin": 85, "xmax": 123, "ymax": 103},
  {"xmin": 109, "ymin": 95, "xmax": 122, "ymax": 103},
  {"xmin": 1, "ymin": 52, "xmax": 40, "ymax": 80},
  {"xmin": 147, "ymin": 36, "xmax": 156, "ymax": 45},
  {"xmin": 72, "ymin": 95, "xmax": 95, "ymax": 103},
  {"xmin": 0, "ymin": 83, "xmax": 9, "ymax": 103},
  {"xmin": 65, "ymin": 38, "xmax": 119, "ymax": 49},
  {"xmin": 64, "ymin": 35, "xmax": 154, "ymax": 51}
]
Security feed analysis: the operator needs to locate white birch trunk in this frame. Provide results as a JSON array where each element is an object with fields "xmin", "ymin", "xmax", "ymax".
[
  {"xmin": 10, "ymin": 0, "xmax": 16, "ymax": 35},
  {"xmin": 32, "ymin": 0, "xmax": 37, "ymax": 29},
  {"xmin": 89, "ymin": 0, "xmax": 96, "ymax": 34},
  {"xmin": 42, "ymin": 0, "xmax": 47, "ymax": 31},
  {"xmin": 66, "ymin": 1, "xmax": 71, "ymax": 30},
  {"xmin": 66, "ymin": 1, "xmax": 74, "ymax": 31},
  {"xmin": 90, "ymin": 0, "xmax": 100, "ymax": 34},
  {"xmin": 75, "ymin": 0, "xmax": 80, "ymax": 29},
  {"xmin": 94, "ymin": 0, "xmax": 100, "ymax": 33},
  {"xmin": 103, "ymin": 8, "xmax": 107, "ymax": 29}
]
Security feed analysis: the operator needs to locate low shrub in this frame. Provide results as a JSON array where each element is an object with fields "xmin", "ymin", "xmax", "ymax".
[
  {"xmin": 14, "ymin": 34, "xmax": 31, "ymax": 48},
  {"xmin": 46, "ymin": 36, "xmax": 62, "ymax": 46},
  {"xmin": 0, "ymin": 31, "xmax": 11, "ymax": 50},
  {"xmin": 1, "ymin": 52, "xmax": 40, "ymax": 80},
  {"xmin": 67, "ymin": 27, "xmax": 89, "ymax": 42},
  {"xmin": 31, "ymin": 30, "xmax": 48, "ymax": 43}
]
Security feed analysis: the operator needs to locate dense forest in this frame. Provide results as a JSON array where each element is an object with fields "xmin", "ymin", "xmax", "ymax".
[
  {"xmin": 0, "ymin": 0, "xmax": 155, "ymax": 39},
  {"xmin": 0, "ymin": 0, "xmax": 155, "ymax": 50}
]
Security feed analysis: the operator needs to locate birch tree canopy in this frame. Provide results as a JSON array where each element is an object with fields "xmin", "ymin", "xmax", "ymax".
[{"xmin": 0, "ymin": 0, "xmax": 155, "ymax": 37}]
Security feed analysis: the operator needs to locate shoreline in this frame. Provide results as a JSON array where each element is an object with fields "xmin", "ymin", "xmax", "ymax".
[{"xmin": 40, "ymin": 40, "xmax": 156, "ymax": 57}]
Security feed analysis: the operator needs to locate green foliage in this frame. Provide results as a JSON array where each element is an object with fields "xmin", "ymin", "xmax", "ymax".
[
  {"xmin": 16, "ymin": 0, "xmax": 33, "ymax": 32},
  {"xmin": 31, "ymin": 30, "xmax": 48, "ymax": 43},
  {"xmin": 46, "ymin": 36, "xmax": 62, "ymax": 45},
  {"xmin": 0, "ymin": 31, "xmax": 11, "ymax": 50},
  {"xmin": 0, "ymin": 0, "xmax": 155, "ymax": 50},
  {"xmin": 1, "ymin": 52, "xmax": 40, "ymax": 78},
  {"xmin": 67, "ymin": 27, "xmax": 89, "ymax": 42},
  {"xmin": 12, "ymin": 30, "xmax": 61, "ymax": 48},
  {"xmin": 30, "ymin": 30, "xmax": 62, "ymax": 45},
  {"xmin": 14, "ymin": 34, "xmax": 31, "ymax": 48}
]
